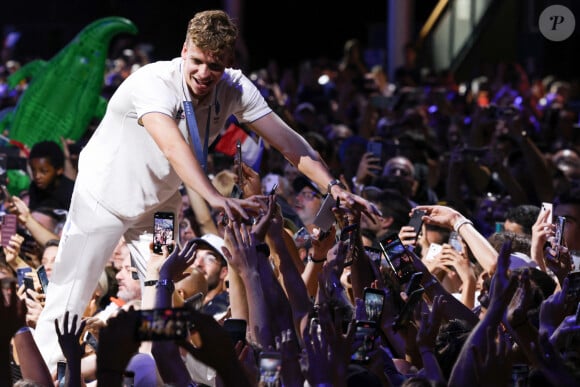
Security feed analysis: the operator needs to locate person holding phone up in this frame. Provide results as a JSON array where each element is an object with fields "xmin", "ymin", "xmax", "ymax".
[{"xmin": 33, "ymin": 9, "xmax": 380, "ymax": 373}]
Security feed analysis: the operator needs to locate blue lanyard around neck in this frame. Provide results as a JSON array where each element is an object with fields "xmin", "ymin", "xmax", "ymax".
[{"xmin": 183, "ymin": 100, "xmax": 210, "ymax": 173}]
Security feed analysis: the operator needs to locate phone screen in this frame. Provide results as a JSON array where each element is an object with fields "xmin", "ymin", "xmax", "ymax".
[
  {"xmin": 381, "ymin": 233, "xmax": 418, "ymax": 283},
  {"xmin": 350, "ymin": 320, "xmax": 377, "ymax": 364},
  {"xmin": 1, "ymin": 213, "xmax": 17, "ymax": 248},
  {"xmin": 363, "ymin": 288, "xmax": 385, "ymax": 324},
  {"xmin": 259, "ymin": 351, "xmax": 282, "ymax": 385},
  {"xmin": 153, "ymin": 212, "xmax": 175, "ymax": 254},
  {"xmin": 37, "ymin": 265, "xmax": 49, "ymax": 294},
  {"xmin": 16, "ymin": 267, "xmax": 32, "ymax": 288},
  {"xmin": 57, "ymin": 361, "xmax": 66, "ymax": 387},
  {"xmin": 448, "ymin": 231, "xmax": 463, "ymax": 253},
  {"xmin": 136, "ymin": 307, "xmax": 190, "ymax": 341}
]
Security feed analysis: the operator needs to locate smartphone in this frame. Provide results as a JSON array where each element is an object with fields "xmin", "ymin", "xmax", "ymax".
[
  {"xmin": 404, "ymin": 271, "xmax": 424, "ymax": 295},
  {"xmin": 16, "ymin": 266, "xmax": 32, "ymax": 288},
  {"xmin": 313, "ymin": 194, "xmax": 336, "ymax": 232},
  {"xmin": 380, "ymin": 233, "xmax": 418, "ymax": 283},
  {"xmin": 223, "ymin": 318, "xmax": 248, "ymax": 346},
  {"xmin": 153, "ymin": 212, "xmax": 175, "ymax": 254},
  {"xmin": 350, "ymin": 320, "xmax": 377, "ymax": 364},
  {"xmin": 407, "ymin": 209, "xmax": 426, "ymax": 239},
  {"xmin": 136, "ymin": 307, "xmax": 191, "ymax": 341},
  {"xmin": 392, "ymin": 287, "xmax": 425, "ymax": 331},
  {"xmin": 1, "ymin": 213, "xmax": 18, "ymax": 248},
  {"xmin": 541, "ymin": 202, "xmax": 553, "ymax": 224},
  {"xmin": 366, "ymin": 140, "xmax": 383, "ymax": 163},
  {"xmin": 565, "ymin": 271, "xmax": 580, "ymax": 304},
  {"xmin": 363, "ymin": 288, "xmax": 385, "ymax": 324},
  {"xmin": 83, "ymin": 330, "xmax": 99, "ymax": 352},
  {"xmin": 57, "ymin": 360, "xmax": 66, "ymax": 387},
  {"xmin": 293, "ymin": 226, "xmax": 311, "ymax": 245},
  {"xmin": 340, "ymin": 223, "xmax": 359, "ymax": 266},
  {"xmin": 448, "ymin": 231, "xmax": 463, "ymax": 253},
  {"xmin": 236, "ymin": 139, "xmax": 243, "ymax": 188},
  {"xmin": 23, "ymin": 276, "xmax": 35, "ymax": 297},
  {"xmin": 183, "ymin": 291, "xmax": 204, "ymax": 311},
  {"xmin": 425, "ymin": 242, "xmax": 442, "ymax": 261},
  {"xmin": 554, "ymin": 216, "xmax": 566, "ymax": 252},
  {"xmin": 37, "ymin": 265, "xmax": 49, "ymax": 294},
  {"xmin": 259, "ymin": 351, "xmax": 282, "ymax": 385}
]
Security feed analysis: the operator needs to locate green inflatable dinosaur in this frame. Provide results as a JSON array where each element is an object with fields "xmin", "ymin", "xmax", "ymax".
[{"xmin": 0, "ymin": 17, "xmax": 138, "ymax": 148}]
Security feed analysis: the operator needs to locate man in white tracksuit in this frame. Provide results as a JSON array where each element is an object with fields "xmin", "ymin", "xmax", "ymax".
[{"xmin": 34, "ymin": 9, "xmax": 378, "ymax": 373}]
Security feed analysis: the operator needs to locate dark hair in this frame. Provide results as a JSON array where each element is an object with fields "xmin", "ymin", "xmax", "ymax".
[
  {"xmin": 435, "ymin": 319, "xmax": 473, "ymax": 379},
  {"xmin": 554, "ymin": 183, "xmax": 580, "ymax": 206},
  {"xmin": 364, "ymin": 188, "xmax": 412, "ymax": 231},
  {"xmin": 505, "ymin": 204, "xmax": 540, "ymax": 234},
  {"xmin": 29, "ymin": 140, "xmax": 65, "ymax": 169},
  {"xmin": 487, "ymin": 231, "xmax": 531, "ymax": 256}
]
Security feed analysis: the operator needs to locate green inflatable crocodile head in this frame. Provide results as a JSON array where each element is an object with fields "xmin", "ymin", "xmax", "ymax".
[{"xmin": 0, "ymin": 17, "xmax": 138, "ymax": 148}]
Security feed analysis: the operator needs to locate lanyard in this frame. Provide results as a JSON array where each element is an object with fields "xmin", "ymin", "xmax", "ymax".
[{"xmin": 182, "ymin": 100, "xmax": 210, "ymax": 173}]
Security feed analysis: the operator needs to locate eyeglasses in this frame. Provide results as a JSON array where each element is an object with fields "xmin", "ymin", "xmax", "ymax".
[
  {"xmin": 196, "ymin": 253, "xmax": 225, "ymax": 266},
  {"xmin": 296, "ymin": 190, "xmax": 321, "ymax": 201}
]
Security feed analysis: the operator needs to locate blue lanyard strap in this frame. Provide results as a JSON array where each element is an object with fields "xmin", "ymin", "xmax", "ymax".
[{"xmin": 183, "ymin": 101, "xmax": 210, "ymax": 173}]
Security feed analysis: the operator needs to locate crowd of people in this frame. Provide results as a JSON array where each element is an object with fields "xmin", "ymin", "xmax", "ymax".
[{"xmin": 0, "ymin": 7, "xmax": 580, "ymax": 387}]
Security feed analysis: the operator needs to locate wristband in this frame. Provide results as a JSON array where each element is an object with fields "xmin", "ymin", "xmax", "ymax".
[
  {"xmin": 156, "ymin": 278, "xmax": 175, "ymax": 294},
  {"xmin": 16, "ymin": 327, "xmax": 30, "ymax": 335},
  {"xmin": 144, "ymin": 280, "xmax": 158, "ymax": 287},
  {"xmin": 453, "ymin": 218, "xmax": 473, "ymax": 233},
  {"xmin": 307, "ymin": 254, "xmax": 326, "ymax": 263},
  {"xmin": 327, "ymin": 179, "xmax": 346, "ymax": 194}
]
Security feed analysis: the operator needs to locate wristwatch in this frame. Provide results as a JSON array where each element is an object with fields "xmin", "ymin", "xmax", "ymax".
[
  {"xmin": 327, "ymin": 179, "xmax": 346, "ymax": 194},
  {"xmin": 156, "ymin": 278, "xmax": 175, "ymax": 294}
]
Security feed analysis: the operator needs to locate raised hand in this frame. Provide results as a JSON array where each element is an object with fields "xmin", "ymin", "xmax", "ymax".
[
  {"xmin": 158, "ymin": 239, "xmax": 197, "ymax": 282},
  {"xmin": 55, "ymin": 310, "xmax": 86, "ymax": 386},
  {"xmin": 470, "ymin": 325, "xmax": 513, "ymax": 386}
]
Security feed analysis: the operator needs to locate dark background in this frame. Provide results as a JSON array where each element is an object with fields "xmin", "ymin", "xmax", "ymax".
[
  {"xmin": 1, "ymin": 0, "xmax": 394, "ymax": 71},
  {"xmin": 2, "ymin": 1, "xmax": 577, "ymax": 81}
]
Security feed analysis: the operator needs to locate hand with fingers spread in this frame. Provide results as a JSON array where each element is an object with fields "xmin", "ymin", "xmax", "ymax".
[
  {"xmin": 302, "ymin": 317, "xmax": 336, "ymax": 386},
  {"xmin": 416, "ymin": 295, "xmax": 446, "ymax": 384},
  {"xmin": 55, "ymin": 311, "xmax": 86, "ymax": 386},
  {"xmin": 158, "ymin": 239, "xmax": 198, "ymax": 282},
  {"xmin": 470, "ymin": 326, "xmax": 513, "ymax": 386},
  {"xmin": 328, "ymin": 180, "xmax": 382, "ymax": 223},
  {"xmin": 222, "ymin": 221, "xmax": 260, "ymax": 278}
]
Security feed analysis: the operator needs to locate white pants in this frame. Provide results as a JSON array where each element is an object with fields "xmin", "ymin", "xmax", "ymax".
[{"xmin": 33, "ymin": 179, "xmax": 180, "ymax": 373}]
